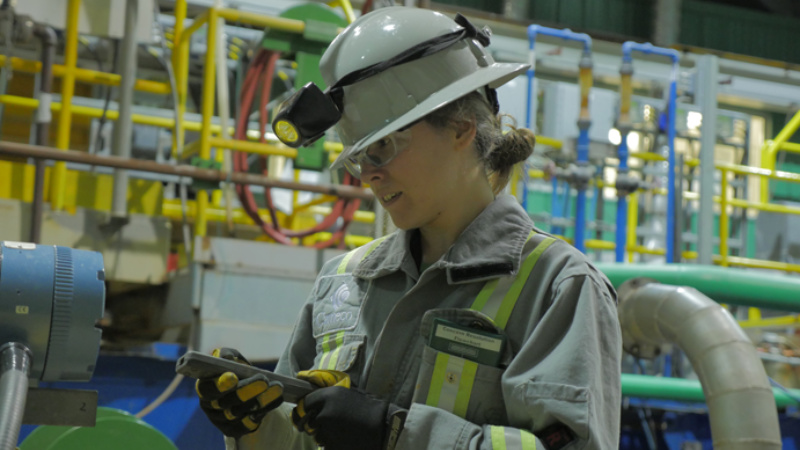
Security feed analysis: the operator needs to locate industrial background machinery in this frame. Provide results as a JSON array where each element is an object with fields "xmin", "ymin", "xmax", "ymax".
[{"xmin": 1, "ymin": 0, "xmax": 800, "ymax": 448}]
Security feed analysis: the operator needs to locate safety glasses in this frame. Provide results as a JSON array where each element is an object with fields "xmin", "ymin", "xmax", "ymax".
[{"xmin": 342, "ymin": 128, "xmax": 414, "ymax": 178}]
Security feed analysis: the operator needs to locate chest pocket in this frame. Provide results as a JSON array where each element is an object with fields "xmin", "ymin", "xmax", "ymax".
[
  {"xmin": 310, "ymin": 274, "xmax": 371, "ymax": 386},
  {"xmin": 412, "ymin": 231, "xmax": 556, "ymax": 424}
]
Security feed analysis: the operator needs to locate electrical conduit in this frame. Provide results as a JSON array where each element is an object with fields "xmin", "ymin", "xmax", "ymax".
[
  {"xmin": 618, "ymin": 278, "xmax": 781, "ymax": 449},
  {"xmin": 110, "ymin": 0, "xmax": 139, "ymax": 219},
  {"xmin": 528, "ymin": 26, "xmax": 593, "ymax": 252},
  {"xmin": 620, "ymin": 42, "xmax": 680, "ymax": 262},
  {"xmin": 0, "ymin": 343, "xmax": 32, "ymax": 450},
  {"xmin": 30, "ymin": 24, "xmax": 57, "ymax": 244}
]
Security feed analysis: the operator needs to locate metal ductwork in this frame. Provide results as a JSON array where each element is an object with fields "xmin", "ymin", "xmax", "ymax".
[{"xmin": 617, "ymin": 277, "xmax": 782, "ymax": 450}]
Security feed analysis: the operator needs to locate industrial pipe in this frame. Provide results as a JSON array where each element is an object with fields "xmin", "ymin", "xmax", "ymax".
[
  {"xmin": 30, "ymin": 23, "xmax": 56, "ymax": 244},
  {"xmin": 528, "ymin": 25, "xmax": 593, "ymax": 252},
  {"xmin": 0, "ymin": 343, "xmax": 32, "ymax": 450},
  {"xmin": 618, "ymin": 278, "xmax": 781, "ymax": 449},
  {"xmin": 622, "ymin": 373, "xmax": 800, "ymax": 409},
  {"xmin": 614, "ymin": 57, "xmax": 634, "ymax": 262},
  {"xmin": 620, "ymin": 42, "xmax": 680, "ymax": 262},
  {"xmin": 51, "ymin": 0, "xmax": 81, "ymax": 211},
  {"xmin": 110, "ymin": 0, "xmax": 138, "ymax": 219},
  {"xmin": 0, "ymin": 141, "xmax": 373, "ymax": 201},
  {"xmin": 597, "ymin": 263, "xmax": 800, "ymax": 311}
]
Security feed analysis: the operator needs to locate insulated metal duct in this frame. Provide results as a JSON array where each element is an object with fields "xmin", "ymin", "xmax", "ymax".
[{"xmin": 618, "ymin": 278, "xmax": 782, "ymax": 450}]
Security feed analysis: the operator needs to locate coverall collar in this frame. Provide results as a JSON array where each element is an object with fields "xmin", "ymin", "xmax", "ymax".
[{"xmin": 354, "ymin": 195, "xmax": 535, "ymax": 284}]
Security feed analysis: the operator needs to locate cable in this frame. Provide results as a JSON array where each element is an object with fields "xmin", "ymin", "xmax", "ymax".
[{"xmin": 232, "ymin": 49, "xmax": 361, "ymax": 248}]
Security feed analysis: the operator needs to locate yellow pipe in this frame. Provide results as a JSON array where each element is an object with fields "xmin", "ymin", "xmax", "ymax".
[
  {"xmin": 200, "ymin": 10, "xmax": 218, "ymax": 161},
  {"xmin": 178, "ymin": 11, "xmax": 209, "ymax": 47},
  {"xmin": 217, "ymin": 9, "xmax": 305, "ymax": 33},
  {"xmin": 534, "ymin": 135, "xmax": 562, "ymax": 149},
  {"xmin": 163, "ymin": 200, "xmax": 375, "ymax": 229},
  {"xmin": 173, "ymin": 0, "xmax": 188, "ymax": 160},
  {"xmin": 718, "ymin": 162, "xmax": 800, "ymax": 182},
  {"xmin": 629, "ymin": 152, "xmax": 667, "ymax": 162},
  {"xmin": 328, "ymin": 0, "xmax": 356, "ymax": 23},
  {"xmin": 527, "ymin": 169, "xmax": 545, "ymax": 179},
  {"xmin": 719, "ymin": 168, "xmax": 729, "ymax": 267},
  {"xmin": 52, "ymin": 0, "xmax": 81, "ymax": 211},
  {"xmin": 627, "ymin": 192, "xmax": 638, "ymax": 263},
  {"xmin": 722, "ymin": 255, "xmax": 800, "ymax": 274},
  {"xmin": 0, "ymin": 56, "xmax": 171, "ymax": 95},
  {"xmin": 0, "ymin": 95, "xmax": 350, "ymax": 154},
  {"xmin": 761, "ymin": 109, "xmax": 800, "ymax": 203},
  {"xmin": 194, "ymin": 8, "xmax": 219, "ymax": 238},
  {"xmin": 208, "ymin": 137, "xmax": 298, "ymax": 158},
  {"xmin": 585, "ymin": 239, "xmax": 615, "ymax": 251},
  {"xmin": 313, "ymin": 232, "xmax": 372, "ymax": 248},
  {"xmin": 307, "ymin": 206, "xmax": 375, "ymax": 224},
  {"xmin": 739, "ymin": 315, "xmax": 800, "ymax": 329},
  {"xmin": 295, "ymin": 195, "xmax": 339, "ymax": 211},
  {"xmin": 780, "ymin": 141, "xmax": 800, "ymax": 153}
]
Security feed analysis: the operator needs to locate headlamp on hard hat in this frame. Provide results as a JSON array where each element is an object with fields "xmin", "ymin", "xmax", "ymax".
[
  {"xmin": 271, "ymin": 13, "xmax": 493, "ymax": 149},
  {"xmin": 272, "ymin": 82, "xmax": 342, "ymax": 148}
]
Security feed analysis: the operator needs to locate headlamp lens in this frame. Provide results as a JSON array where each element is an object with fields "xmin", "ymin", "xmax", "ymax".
[{"xmin": 274, "ymin": 120, "xmax": 300, "ymax": 145}]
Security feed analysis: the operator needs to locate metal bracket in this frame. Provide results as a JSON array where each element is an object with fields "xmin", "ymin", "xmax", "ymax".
[{"xmin": 23, "ymin": 387, "xmax": 98, "ymax": 427}]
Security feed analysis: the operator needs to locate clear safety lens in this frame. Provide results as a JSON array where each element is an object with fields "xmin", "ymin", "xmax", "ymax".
[{"xmin": 343, "ymin": 128, "xmax": 413, "ymax": 177}]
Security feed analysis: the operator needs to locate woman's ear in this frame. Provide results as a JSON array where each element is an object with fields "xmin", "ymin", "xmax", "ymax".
[{"xmin": 453, "ymin": 120, "xmax": 477, "ymax": 151}]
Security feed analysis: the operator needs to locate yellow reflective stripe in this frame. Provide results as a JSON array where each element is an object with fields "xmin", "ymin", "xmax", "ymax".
[
  {"xmin": 495, "ymin": 237, "xmax": 556, "ymax": 329},
  {"xmin": 491, "ymin": 426, "xmax": 506, "ymax": 450},
  {"xmin": 521, "ymin": 429, "xmax": 537, "ymax": 450},
  {"xmin": 325, "ymin": 331, "xmax": 346, "ymax": 370},
  {"xmin": 453, "ymin": 360, "xmax": 478, "ymax": 418},
  {"xmin": 338, "ymin": 235, "xmax": 390, "ymax": 274},
  {"xmin": 470, "ymin": 230, "xmax": 536, "ymax": 324},
  {"xmin": 337, "ymin": 250, "xmax": 357, "ymax": 274},
  {"xmin": 425, "ymin": 352, "xmax": 450, "ymax": 408},
  {"xmin": 471, "ymin": 278, "xmax": 498, "ymax": 311},
  {"xmin": 362, "ymin": 235, "xmax": 389, "ymax": 260}
]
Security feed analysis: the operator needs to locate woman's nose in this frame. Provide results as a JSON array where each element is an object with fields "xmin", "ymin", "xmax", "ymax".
[{"xmin": 359, "ymin": 162, "xmax": 382, "ymax": 183}]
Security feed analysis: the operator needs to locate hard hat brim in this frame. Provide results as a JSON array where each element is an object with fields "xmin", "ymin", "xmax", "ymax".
[{"xmin": 330, "ymin": 62, "xmax": 530, "ymax": 173}]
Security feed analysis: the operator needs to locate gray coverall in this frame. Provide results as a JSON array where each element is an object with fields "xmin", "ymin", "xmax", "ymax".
[{"xmin": 231, "ymin": 194, "xmax": 622, "ymax": 450}]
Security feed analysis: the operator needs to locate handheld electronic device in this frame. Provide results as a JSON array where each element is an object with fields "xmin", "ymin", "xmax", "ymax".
[{"xmin": 175, "ymin": 351, "xmax": 316, "ymax": 404}]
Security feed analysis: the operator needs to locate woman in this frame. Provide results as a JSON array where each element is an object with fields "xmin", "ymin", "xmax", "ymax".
[{"xmin": 197, "ymin": 7, "xmax": 621, "ymax": 450}]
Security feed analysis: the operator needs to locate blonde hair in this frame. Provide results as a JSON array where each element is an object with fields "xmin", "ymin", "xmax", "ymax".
[{"xmin": 424, "ymin": 91, "xmax": 535, "ymax": 194}]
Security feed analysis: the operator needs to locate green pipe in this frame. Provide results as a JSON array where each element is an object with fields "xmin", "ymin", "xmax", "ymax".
[
  {"xmin": 622, "ymin": 373, "xmax": 800, "ymax": 409},
  {"xmin": 597, "ymin": 264, "xmax": 800, "ymax": 312}
]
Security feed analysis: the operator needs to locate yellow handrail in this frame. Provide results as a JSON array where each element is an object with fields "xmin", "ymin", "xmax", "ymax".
[
  {"xmin": 0, "ymin": 56, "xmax": 171, "ymax": 95},
  {"xmin": 760, "ymin": 109, "xmax": 800, "ymax": 203},
  {"xmin": 51, "ymin": 0, "xmax": 81, "ymax": 211}
]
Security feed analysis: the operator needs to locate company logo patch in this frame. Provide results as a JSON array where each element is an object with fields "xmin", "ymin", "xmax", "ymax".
[
  {"xmin": 312, "ymin": 276, "xmax": 364, "ymax": 337},
  {"xmin": 331, "ymin": 284, "xmax": 349, "ymax": 310}
]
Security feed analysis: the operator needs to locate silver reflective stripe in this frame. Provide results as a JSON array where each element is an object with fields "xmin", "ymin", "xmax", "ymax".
[
  {"xmin": 490, "ymin": 426, "xmax": 537, "ymax": 450},
  {"xmin": 423, "ymin": 352, "xmax": 478, "ymax": 418}
]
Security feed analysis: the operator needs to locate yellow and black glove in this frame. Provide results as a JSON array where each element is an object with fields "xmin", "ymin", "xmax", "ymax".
[
  {"xmin": 291, "ymin": 370, "xmax": 407, "ymax": 450},
  {"xmin": 195, "ymin": 348, "xmax": 284, "ymax": 439}
]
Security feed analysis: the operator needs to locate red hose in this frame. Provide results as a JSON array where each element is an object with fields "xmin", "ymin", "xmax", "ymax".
[{"xmin": 231, "ymin": 49, "xmax": 362, "ymax": 247}]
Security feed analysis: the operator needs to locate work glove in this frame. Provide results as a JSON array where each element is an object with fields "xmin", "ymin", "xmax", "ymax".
[
  {"xmin": 292, "ymin": 370, "xmax": 407, "ymax": 450},
  {"xmin": 195, "ymin": 348, "xmax": 284, "ymax": 439}
]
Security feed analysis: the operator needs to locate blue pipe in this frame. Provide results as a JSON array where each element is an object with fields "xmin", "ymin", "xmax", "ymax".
[
  {"xmin": 528, "ymin": 25, "xmax": 593, "ymax": 252},
  {"xmin": 620, "ymin": 42, "xmax": 680, "ymax": 263},
  {"xmin": 616, "ymin": 135, "xmax": 630, "ymax": 262}
]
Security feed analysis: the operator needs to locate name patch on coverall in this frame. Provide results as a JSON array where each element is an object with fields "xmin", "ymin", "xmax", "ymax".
[{"xmin": 312, "ymin": 275, "xmax": 365, "ymax": 337}]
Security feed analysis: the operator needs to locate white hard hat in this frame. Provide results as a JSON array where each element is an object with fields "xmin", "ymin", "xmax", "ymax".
[{"xmin": 323, "ymin": 7, "xmax": 529, "ymax": 171}]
